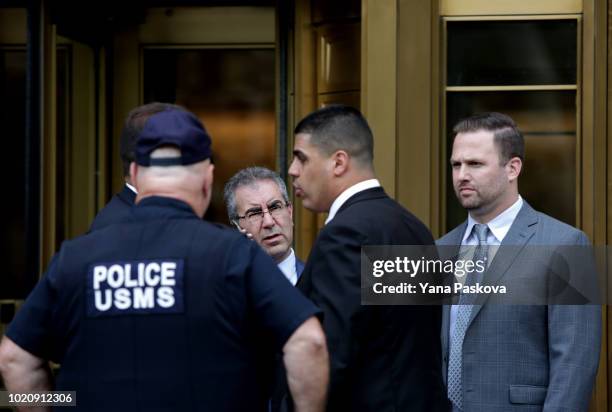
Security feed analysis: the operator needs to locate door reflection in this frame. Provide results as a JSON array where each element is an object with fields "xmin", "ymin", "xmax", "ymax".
[
  {"xmin": 143, "ymin": 47, "xmax": 276, "ymax": 223},
  {"xmin": 0, "ymin": 49, "xmax": 27, "ymax": 298}
]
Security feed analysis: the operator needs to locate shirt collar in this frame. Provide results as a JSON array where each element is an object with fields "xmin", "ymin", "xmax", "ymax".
[
  {"xmin": 325, "ymin": 179, "xmax": 381, "ymax": 224},
  {"xmin": 462, "ymin": 195, "xmax": 523, "ymax": 244},
  {"xmin": 125, "ymin": 182, "xmax": 137, "ymax": 194},
  {"xmin": 277, "ymin": 248, "xmax": 298, "ymax": 286}
]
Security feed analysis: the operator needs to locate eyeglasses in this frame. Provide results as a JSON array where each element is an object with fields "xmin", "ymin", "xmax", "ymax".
[{"xmin": 235, "ymin": 200, "xmax": 289, "ymax": 226}]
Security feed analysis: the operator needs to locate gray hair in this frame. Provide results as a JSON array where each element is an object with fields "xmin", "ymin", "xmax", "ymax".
[{"xmin": 223, "ymin": 167, "xmax": 290, "ymax": 221}]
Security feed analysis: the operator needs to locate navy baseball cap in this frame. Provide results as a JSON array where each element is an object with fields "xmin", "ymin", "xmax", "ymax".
[{"xmin": 135, "ymin": 108, "xmax": 212, "ymax": 166}]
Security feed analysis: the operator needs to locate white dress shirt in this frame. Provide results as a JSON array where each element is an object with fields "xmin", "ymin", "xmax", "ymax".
[
  {"xmin": 277, "ymin": 248, "xmax": 298, "ymax": 286},
  {"xmin": 325, "ymin": 179, "xmax": 381, "ymax": 224},
  {"xmin": 125, "ymin": 182, "xmax": 137, "ymax": 194},
  {"xmin": 449, "ymin": 196, "xmax": 523, "ymax": 343},
  {"xmin": 449, "ymin": 196, "xmax": 523, "ymax": 412}
]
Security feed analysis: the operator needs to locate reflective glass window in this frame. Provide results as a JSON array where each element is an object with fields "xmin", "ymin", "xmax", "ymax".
[
  {"xmin": 446, "ymin": 91, "xmax": 576, "ymax": 229},
  {"xmin": 0, "ymin": 49, "xmax": 27, "ymax": 298},
  {"xmin": 143, "ymin": 48, "xmax": 276, "ymax": 224},
  {"xmin": 447, "ymin": 20, "xmax": 577, "ymax": 86}
]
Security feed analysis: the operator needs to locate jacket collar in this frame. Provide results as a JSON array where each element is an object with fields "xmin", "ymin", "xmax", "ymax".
[
  {"xmin": 132, "ymin": 196, "xmax": 198, "ymax": 221},
  {"xmin": 326, "ymin": 179, "xmax": 381, "ymax": 224},
  {"xmin": 468, "ymin": 201, "xmax": 538, "ymax": 321},
  {"xmin": 335, "ymin": 186, "xmax": 387, "ymax": 216},
  {"xmin": 118, "ymin": 184, "xmax": 137, "ymax": 205}
]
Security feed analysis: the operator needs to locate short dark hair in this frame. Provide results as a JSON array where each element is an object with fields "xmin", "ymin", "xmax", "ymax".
[
  {"xmin": 119, "ymin": 102, "xmax": 185, "ymax": 176},
  {"xmin": 223, "ymin": 167, "xmax": 289, "ymax": 221},
  {"xmin": 294, "ymin": 105, "xmax": 374, "ymax": 166},
  {"xmin": 452, "ymin": 112, "xmax": 525, "ymax": 164}
]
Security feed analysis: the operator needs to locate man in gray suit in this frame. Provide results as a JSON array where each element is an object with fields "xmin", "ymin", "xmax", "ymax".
[{"xmin": 438, "ymin": 112, "xmax": 601, "ymax": 411}]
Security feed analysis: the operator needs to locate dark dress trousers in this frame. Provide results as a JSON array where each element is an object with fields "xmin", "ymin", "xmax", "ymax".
[
  {"xmin": 89, "ymin": 184, "xmax": 136, "ymax": 231},
  {"xmin": 297, "ymin": 187, "xmax": 448, "ymax": 411}
]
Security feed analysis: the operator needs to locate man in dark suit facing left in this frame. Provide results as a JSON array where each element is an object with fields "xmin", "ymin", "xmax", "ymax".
[
  {"xmin": 89, "ymin": 102, "xmax": 182, "ymax": 231},
  {"xmin": 289, "ymin": 105, "xmax": 448, "ymax": 411}
]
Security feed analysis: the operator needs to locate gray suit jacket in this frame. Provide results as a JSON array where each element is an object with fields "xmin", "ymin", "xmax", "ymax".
[{"xmin": 437, "ymin": 202, "xmax": 601, "ymax": 412}]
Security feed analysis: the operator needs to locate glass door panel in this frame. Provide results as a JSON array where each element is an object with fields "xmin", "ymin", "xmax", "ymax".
[
  {"xmin": 0, "ymin": 49, "xmax": 27, "ymax": 298},
  {"xmin": 0, "ymin": 45, "xmax": 69, "ymax": 298},
  {"xmin": 444, "ymin": 17, "xmax": 578, "ymax": 232},
  {"xmin": 143, "ymin": 47, "xmax": 276, "ymax": 224},
  {"xmin": 446, "ymin": 90, "xmax": 576, "ymax": 229},
  {"xmin": 447, "ymin": 19, "xmax": 577, "ymax": 86}
]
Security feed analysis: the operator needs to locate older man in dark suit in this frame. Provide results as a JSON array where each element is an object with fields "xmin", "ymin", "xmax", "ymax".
[
  {"xmin": 289, "ymin": 105, "xmax": 448, "ymax": 411},
  {"xmin": 89, "ymin": 102, "xmax": 182, "ymax": 231},
  {"xmin": 224, "ymin": 167, "xmax": 304, "ymax": 285}
]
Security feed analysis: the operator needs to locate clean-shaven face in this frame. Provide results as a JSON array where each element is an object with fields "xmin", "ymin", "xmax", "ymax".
[{"xmin": 234, "ymin": 179, "xmax": 293, "ymax": 262}]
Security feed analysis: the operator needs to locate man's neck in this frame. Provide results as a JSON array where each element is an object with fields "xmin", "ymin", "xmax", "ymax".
[
  {"xmin": 274, "ymin": 248, "xmax": 293, "ymax": 265},
  {"xmin": 471, "ymin": 192, "xmax": 519, "ymax": 224},
  {"xmin": 136, "ymin": 190, "xmax": 203, "ymax": 217},
  {"xmin": 331, "ymin": 172, "xmax": 376, "ymax": 205}
]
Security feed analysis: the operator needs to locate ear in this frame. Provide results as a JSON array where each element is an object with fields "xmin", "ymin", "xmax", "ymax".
[
  {"xmin": 287, "ymin": 202, "xmax": 293, "ymax": 223},
  {"xmin": 231, "ymin": 219, "xmax": 243, "ymax": 230},
  {"xmin": 129, "ymin": 162, "xmax": 139, "ymax": 190},
  {"xmin": 506, "ymin": 157, "xmax": 522, "ymax": 181},
  {"xmin": 202, "ymin": 163, "xmax": 215, "ymax": 197},
  {"xmin": 331, "ymin": 150, "xmax": 350, "ymax": 177}
]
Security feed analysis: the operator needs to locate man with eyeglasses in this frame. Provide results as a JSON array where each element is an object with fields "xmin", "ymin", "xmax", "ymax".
[
  {"xmin": 224, "ymin": 167, "xmax": 303, "ymax": 286},
  {"xmin": 0, "ymin": 109, "xmax": 329, "ymax": 412}
]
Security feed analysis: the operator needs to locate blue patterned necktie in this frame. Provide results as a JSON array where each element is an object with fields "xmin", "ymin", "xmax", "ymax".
[{"xmin": 447, "ymin": 223, "xmax": 489, "ymax": 411}]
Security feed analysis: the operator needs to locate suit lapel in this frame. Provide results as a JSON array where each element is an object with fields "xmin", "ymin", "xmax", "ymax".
[
  {"xmin": 438, "ymin": 223, "xmax": 466, "ymax": 269},
  {"xmin": 297, "ymin": 187, "xmax": 385, "ymax": 292},
  {"xmin": 468, "ymin": 202, "xmax": 538, "ymax": 324},
  {"xmin": 295, "ymin": 258, "xmax": 305, "ymax": 280}
]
